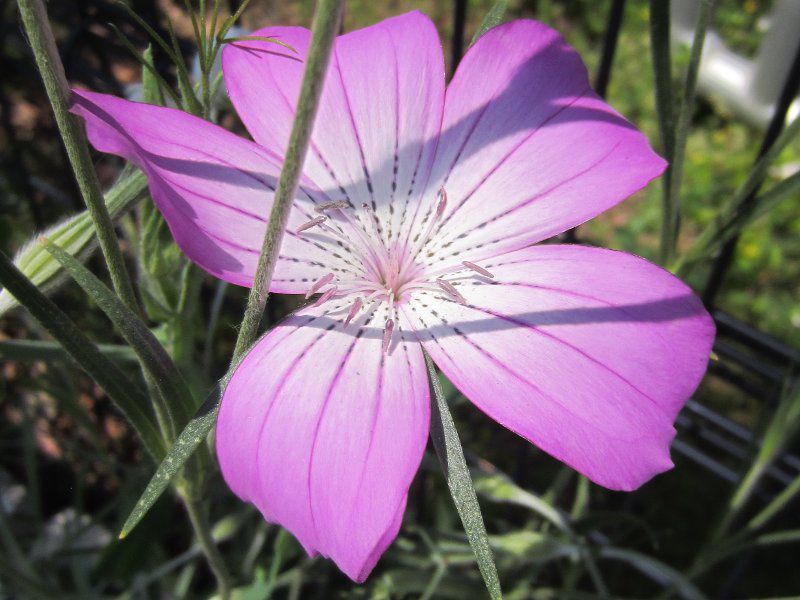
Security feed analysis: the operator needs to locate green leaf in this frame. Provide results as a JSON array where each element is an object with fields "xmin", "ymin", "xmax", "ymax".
[
  {"xmin": 599, "ymin": 547, "xmax": 708, "ymax": 600},
  {"xmin": 425, "ymin": 351, "xmax": 502, "ymax": 599},
  {"xmin": 0, "ymin": 168, "xmax": 147, "ymax": 316},
  {"xmin": 0, "ymin": 249, "xmax": 164, "ymax": 458},
  {"xmin": 218, "ymin": 35, "xmax": 298, "ymax": 54},
  {"xmin": 471, "ymin": 0, "xmax": 508, "ymax": 44},
  {"xmin": 109, "ymin": 24, "xmax": 183, "ymax": 109},
  {"xmin": 0, "ymin": 339, "xmax": 137, "ymax": 363},
  {"xmin": 42, "ymin": 239, "xmax": 197, "ymax": 428},
  {"xmin": 472, "ymin": 468, "xmax": 572, "ymax": 534},
  {"xmin": 489, "ymin": 531, "xmax": 573, "ymax": 562},
  {"xmin": 142, "ymin": 44, "xmax": 165, "ymax": 106},
  {"xmin": 119, "ymin": 376, "xmax": 226, "ymax": 538}
]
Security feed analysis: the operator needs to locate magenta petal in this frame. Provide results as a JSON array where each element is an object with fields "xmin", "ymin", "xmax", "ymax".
[
  {"xmin": 222, "ymin": 11, "xmax": 445, "ymax": 246},
  {"xmin": 425, "ymin": 20, "xmax": 666, "ymax": 264},
  {"xmin": 69, "ymin": 90, "xmax": 356, "ymax": 293},
  {"xmin": 216, "ymin": 301, "xmax": 429, "ymax": 581},
  {"xmin": 404, "ymin": 245, "xmax": 714, "ymax": 491}
]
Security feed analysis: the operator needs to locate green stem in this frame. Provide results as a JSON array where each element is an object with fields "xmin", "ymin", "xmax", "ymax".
[
  {"xmin": 17, "ymin": 0, "xmax": 138, "ymax": 311},
  {"xmin": 664, "ymin": 0, "xmax": 717, "ymax": 263},
  {"xmin": 232, "ymin": 0, "xmax": 345, "ymax": 360},
  {"xmin": 181, "ymin": 493, "xmax": 232, "ymax": 600},
  {"xmin": 425, "ymin": 351, "xmax": 502, "ymax": 599},
  {"xmin": 648, "ymin": 0, "xmax": 676, "ymax": 264}
]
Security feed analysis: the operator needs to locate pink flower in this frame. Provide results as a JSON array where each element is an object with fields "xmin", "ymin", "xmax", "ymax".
[{"xmin": 70, "ymin": 12, "xmax": 714, "ymax": 582}]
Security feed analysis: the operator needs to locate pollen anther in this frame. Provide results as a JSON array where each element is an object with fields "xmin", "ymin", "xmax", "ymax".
[
  {"xmin": 315, "ymin": 200, "xmax": 350, "ymax": 213},
  {"xmin": 306, "ymin": 273, "xmax": 335, "ymax": 298},
  {"xmin": 462, "ymin": 261, "xmax": 494, "ymax": 278},
  {"xmin": 382, "ymin": 318, "xmax": 394, "ymax": 354},
  {"xmin": 312, "ymin": 285, "xmax": 337, "ymax": 307},
  {"xmin": 344, "ymin": 297, "xmax": 363, "ymax": 327},
  {"xmin": 436, "ymin": 187, "xmax": 448, "ymax": 219},
  {"xmin": 436, "ymin": 279, "xmax": 466, "ymax": 304},
  {"xmin": 296, "ymin": 215, "xmax": 327, "ymax": 233}
]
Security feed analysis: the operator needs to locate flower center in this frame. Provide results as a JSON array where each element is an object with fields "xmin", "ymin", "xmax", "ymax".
[{"xmin": 296, "ymin": 188, "xmax": 493, "ymax": 352}]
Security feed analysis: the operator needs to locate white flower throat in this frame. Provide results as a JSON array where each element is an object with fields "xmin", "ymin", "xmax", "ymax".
[{"xmin": 296, "ymin": 188, "xmax": 494, "ymax": 352}]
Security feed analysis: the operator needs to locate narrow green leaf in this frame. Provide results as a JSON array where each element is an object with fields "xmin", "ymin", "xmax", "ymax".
[
  {"xmin": 425, "ymin": 351, "xmax": 502, "ymax": 599},
  {"xmin": 42, "ymin": 239, "xmax": 197, "ymax": 426},
  {"xmin": 472, "ymin": 466, "xmax": 572, "ymax": 533},
  {"xmin": 0, "ymin": 339, "xmax": 137, "ymax": 363},
  {"xmin": 0, "ymin": 250, "xmax": 164, "ymax": 458},
  {"xmin": 747, "ymin": 471, "xmax": 800, "ymax": 532},
  {"xmin": 218, "ymin": 36, "xmax": 298, "ymax": 54},
  {"xmin": 664, "ymin": 0, "xmax": 717, "ymax": 263},
  {"xmin": 0, "ymin": 159, "xmax": 146, "ymax": 318},
  {"xmin": 471, "ymin": 0, "xmax": 508, "ymax": 45},
  {"xmin": 109, "ymin": 24, "xmax": 183, "ymax": 109},
  {"xmin": 216, "ymin": 0, "xmax": 254, "ymax": 43},
  {"xmin": 599, "ymin": 547, "xmax": 707, "ymax": 600},
  {"xmin": 119, "ymin": 376, "xmax": 226, "ymax": 538},
  {"xmin": 165, "ymin": 18, "xmax": 204, "ymax": 116},
  {"xmin": 142, "ymin": 44, "xmax": 165, "ymax": 105}
]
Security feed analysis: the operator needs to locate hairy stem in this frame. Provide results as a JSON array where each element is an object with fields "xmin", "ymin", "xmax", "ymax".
[
  {"xmin": 232, "ymin": 0, "xmax": 345, "ymax": 359},
  {"xmin": 182, "ymin": 493, "xmax": 232, "ymax": 600},
  {"xmin": 17, "ymin": 0, "xmax": 138, "ymax": 310}
]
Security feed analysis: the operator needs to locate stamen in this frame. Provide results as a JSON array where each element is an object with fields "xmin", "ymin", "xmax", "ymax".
[
  {"xmin": 436, "ymin": 187, "xmax": 448, "ymax": 219},
  {"xmin": 312, "ymin": 285, "xmax": 337, "ymax": 308},
  {"xmin": 409, "ymin": 187, "xmax": 449, "ymax": 258},
  {"xmin": 305, "ymin": 273, "xmax": 335, "ymax": 299},
  {"xmin": 314, "ymin": 200, "xmax": 350, "ymax": 213},
  {"xmin": 344, "ymin": 297, "xmax": 363, "ymax": 327},
  {"xmin": 296, "ymin": 215, "xmax": 327, "ymax": 233},
  {"xmin": 462, "ymin": 261, "xmax": 494, "ymax": 278},
  {"xmin": 436, "ymin": 279, "xmax": 467, "ymax": 304},
  {"xmin": 382, "ymin": 318, "xmax": 394, "ymax": 354}
]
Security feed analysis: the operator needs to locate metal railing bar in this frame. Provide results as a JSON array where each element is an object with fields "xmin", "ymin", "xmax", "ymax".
[
  {"xmin": 713, "ymin": 341, "xmax": 788, "ymax": 385},
  {"xmin": 714, "ymin": 311, "xmax": 800, "ymax": 366}
]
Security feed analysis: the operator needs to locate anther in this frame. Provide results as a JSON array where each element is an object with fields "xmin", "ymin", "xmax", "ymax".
[
  {"xmin": 305, "ymin": 273, "xmax": 335, "ymax": 299},
  {"xmin": 436, "ymin": 187, "xmax": 448, "ymax": 220},
  {"xmin": 382, "ymin": 318, "xmax": 394, "ymax": 354},
  {"xmin": 344, "ymin": 297, "xmax": 363, "ymax": 327},
  {"xmin": 314, "ymin": 200, "xmax": 350, "ymax": 213},
  {"xmin": 436, "ymin": 279, "xmax": 467, "ymax": 304},
  {"xmin": 296, "ymin": 215, "xmax": 327, "ymax": 233},
  {"xmin": 462, "ymin": 261, "xmax": 494, "ymax": 278},
  {"xmin": 312, "ymin": 285, "xmax": 337, "ymax": 307}
]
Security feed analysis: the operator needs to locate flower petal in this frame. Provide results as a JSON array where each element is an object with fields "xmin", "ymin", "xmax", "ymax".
[
  {"xmin": 422, "ymin": 20, "xmax": 666, "ymax": 266},
  {"xmin": 404, "ymin": 245, "xmax": 714, "ymax": 491},
  {"xmin": 216, "ymin": 300, "xmax": 429, "ymax": 581},
  {"xmin": 221, "ymin": 11, "xmax": 445, "ymax": 248},
  {"xmin": 70, "ymin": 89, "xmax": 362, "ymax": 293}
]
